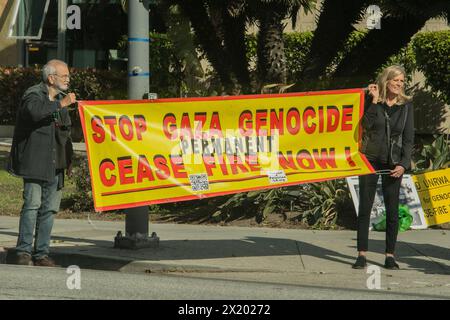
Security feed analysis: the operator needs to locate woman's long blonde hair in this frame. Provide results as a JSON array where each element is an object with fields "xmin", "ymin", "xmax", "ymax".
[{"xmin": 376, "ymin": 65, "xmax": 411, "ymax": 105}]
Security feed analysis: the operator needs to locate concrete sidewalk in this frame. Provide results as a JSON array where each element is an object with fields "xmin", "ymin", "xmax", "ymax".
[{"xmin": 0, "ymin": 215, "xmax": 449, "ymax": 298}]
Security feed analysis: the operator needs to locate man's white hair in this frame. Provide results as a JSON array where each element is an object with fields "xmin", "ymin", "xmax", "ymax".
[{"xmin": 42, "ymin": 59, "xmax": 68, "ymax": 83}]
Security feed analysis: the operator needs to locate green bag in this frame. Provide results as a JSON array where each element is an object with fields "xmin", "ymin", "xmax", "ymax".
[{"xmin": 372, "ymin": 204, "xmax": 413, "ymax": 232}]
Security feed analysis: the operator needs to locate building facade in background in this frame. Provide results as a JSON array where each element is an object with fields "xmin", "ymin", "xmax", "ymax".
[
  {"xmin": 0, "ymin": 0, "xmax": 127, "ymax": 69},
  {"xmin": 1, "ymin": 1, "xmax": 448, "ymax": 69}
]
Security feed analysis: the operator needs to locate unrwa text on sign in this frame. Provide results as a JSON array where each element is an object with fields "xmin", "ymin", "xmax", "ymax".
[{"xmin": 413, "ymin": 168, "xmax": 450, "ymax": 226}]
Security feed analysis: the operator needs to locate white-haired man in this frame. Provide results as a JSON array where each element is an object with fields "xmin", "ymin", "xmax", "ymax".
[{"xmin": 8, "ymin": 60, "xmax": 76, "ymax": 267}]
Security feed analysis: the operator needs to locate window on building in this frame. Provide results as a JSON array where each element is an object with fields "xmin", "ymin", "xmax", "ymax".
[{"xmin": 8, "ymin": 0, "xmax": 50, "ymax": 39}]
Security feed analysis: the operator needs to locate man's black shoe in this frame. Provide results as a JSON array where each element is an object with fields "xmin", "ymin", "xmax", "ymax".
[
  {"xmin": 384, "ymin": 256, "xmax": 400, "ymax": 270},
  {"xmin": 352, "ymin": 256, "xmax": 367, "ymax": 269}
]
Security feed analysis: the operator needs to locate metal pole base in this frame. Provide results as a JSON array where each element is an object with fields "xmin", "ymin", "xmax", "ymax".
[{"xmin": 114, "ymin": 231, "xmax": 160, "ymax": 250}]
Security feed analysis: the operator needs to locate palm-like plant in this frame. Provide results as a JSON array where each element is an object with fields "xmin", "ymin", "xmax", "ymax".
[
  {"xmin": 170, "ymin": 0, "xmax": 237, "ymax": 93},
  {"xmin": 414, "ymin": 134, "xmax": 450, "ymax": 172},
  {"xmin": 300, "ymin": 179, "xmax": 349, "ymax": 229},
  {"xmin": 125, "ymin": 0, "xmax": 315, "ymax": 93},
  {"xmin": 300, "ymin": 0, "xmax": 372, "ymax": 84},
  {"xmin": 211, "ymin": 188, "xmax": 289, "ymax": 223},
  {"xmin": 245, "ymin": 0, "xmax": 315, "ymax": 86},
  {"xmin": 333, "ymin": 0, "xmax": 450, "ymax": 86}
]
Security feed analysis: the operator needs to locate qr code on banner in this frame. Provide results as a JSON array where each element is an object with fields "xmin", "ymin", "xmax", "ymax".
[
  {"xmin": 266, "ymin": 170, "xmax": 287, "ymax": 184},
  {"xmin": 189, "ymin": 174, "xmax": 210, "ymax": 192}
]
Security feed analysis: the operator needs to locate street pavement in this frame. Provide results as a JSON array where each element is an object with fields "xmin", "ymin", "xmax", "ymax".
[
  {"xmin": 0, "ymin": 215, "xmax": 449, "ymax": 299},
  {"xmin": 0, "ymin": 263, "xmax": 441, "ymax": 300}
]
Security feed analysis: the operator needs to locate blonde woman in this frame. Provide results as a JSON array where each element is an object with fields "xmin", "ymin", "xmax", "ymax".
[{"xmin": 353, "ymin": 65, "xmax": 414, "ymax": 270}]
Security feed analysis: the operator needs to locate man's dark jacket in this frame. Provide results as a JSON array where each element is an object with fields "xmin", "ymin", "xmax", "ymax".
[{"xmin": 8, "ymin": 82, "xmax": 73, "ymax": 182}]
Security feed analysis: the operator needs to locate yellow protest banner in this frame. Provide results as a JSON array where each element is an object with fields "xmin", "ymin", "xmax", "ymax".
[
  {"xmin": 412, "ymin": 168, "xmax": 450, "ymax": 226},
  {"xmin": 78, "ymin": 89, "xmax": 374, "ymax": 211}
]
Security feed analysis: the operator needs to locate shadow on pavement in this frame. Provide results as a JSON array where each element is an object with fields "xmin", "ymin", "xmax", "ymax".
[
  {"xmin": 348, "ymin": 239, "xmax": 450, "ymax": 275},
  {"xmin": 1, "ymin": 230, "xmax": 448, "ymax": 275}
]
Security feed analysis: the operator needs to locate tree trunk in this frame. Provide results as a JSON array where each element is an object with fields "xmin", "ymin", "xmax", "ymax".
[
  {"xmin": 257, "ymin": 10, "xmax": 287, "ymax": 86},
  {"xmin": 208, "ymin": 1, "xmax": 251, "ymax": 94},
  {"xmin": 222, "ymin": 12, "xmax": 251, "ymax": 93}
]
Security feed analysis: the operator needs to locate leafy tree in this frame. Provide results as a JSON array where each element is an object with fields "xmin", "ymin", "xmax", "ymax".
[
  {"xmin": 167, "ymin": 0, "xmax": 250, "ymax": 94},
  {"xmin": 300, "ymin": 0, "xmax": 371, "ymax": 83},
  {"xmin": 414, "ymin": 134, "xmax": 450, "ymax": 172},
  {"xmin": 246, "ymin": 0, "xmax": 314, "ymax": 86},
  {"xmin": 412, "ymin": 31, "xmax": 450, "ymax": 103},
  {"xmin": 163, "ymin": 0, "xmax": 314, "ymax": 93},
  {"xmin": 332, "ymin": 0, "xmax": 450, "ymax": 86}
]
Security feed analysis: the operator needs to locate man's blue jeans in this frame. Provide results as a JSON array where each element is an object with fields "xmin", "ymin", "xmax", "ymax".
[{"xmin": 16, "ymin": 174, "xmax": 62, "ymax": 259}]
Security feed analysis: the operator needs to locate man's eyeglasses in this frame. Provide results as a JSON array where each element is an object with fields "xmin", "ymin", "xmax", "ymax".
[{"xmin": 52, "ymin": 74, "xmax": 70, "ymax": 80}]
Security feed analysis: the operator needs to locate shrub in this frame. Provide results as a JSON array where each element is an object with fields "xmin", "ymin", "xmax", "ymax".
[
  {"xmin": 69, "ymin": 156, "xmax": 94, "ymax": 212},
  {"xmin": 0, "ymin": 67, "xmax": 127, "ymax": 126},
  {"xmin": 413, "ymin": 134, "xmax": 450, "ymax": 172},
  {"xmin": 118, "ymin": 32, "xmax": 195, "ymax": 98},
  {"xmin": 374, "ymin": 42, "xmax": 417, "ymax": 86},
  {"xmin": 211, "ymin": 188, "xmax": 293, "ymax": 224},
  {"xmin": 412, "ymin": 31, "xmax": 450, "ymax": 104},
  {"xmin": 299, "ymin": 179, "xmax": 354, "ymax": 230},
  {"xmin": 284, "ymin": 32, "xmax": 314, "ymax": 83},
  {"xmin": 326, "ymin": 30, "xmax": 368, "ymax": 76},
  {"xmin": 66, "ymin": 68, "xmax": 127, "ymax": 141},
  {"xmin": 0, "ymin": 67, "xmax": 41, "ymax": 125},
  {"xmin": 245, "ymin": 32, "xmax": 314, "ymax": 83},
  {"xmin": 206, "ymin": 180, "xmax": 357, "ymax": 230}
]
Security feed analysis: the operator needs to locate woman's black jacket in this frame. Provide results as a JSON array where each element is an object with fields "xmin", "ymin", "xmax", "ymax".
[{"xmin": 360, "ymin": 97, "xmax": 414, "ymax": 169}]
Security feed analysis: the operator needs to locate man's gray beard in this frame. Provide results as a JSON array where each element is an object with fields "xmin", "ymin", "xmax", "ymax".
[{"xmin": 57, "ymin": 84, "xmax": 68, "ymax": 92}]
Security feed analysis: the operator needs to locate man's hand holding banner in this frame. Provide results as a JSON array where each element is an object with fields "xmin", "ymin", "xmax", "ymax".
[{"xmin": 78, "ymin": 89, "xmax": 374, "ymax": 211}]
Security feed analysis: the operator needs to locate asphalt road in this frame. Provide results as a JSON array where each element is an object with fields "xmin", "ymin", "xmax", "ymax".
[{"xmin": 0, "ymin": 264, "xmax": 445, "ymax": 301}]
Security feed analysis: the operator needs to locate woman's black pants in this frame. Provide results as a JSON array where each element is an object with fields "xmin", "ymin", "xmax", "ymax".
[{"xmin": 357, "ymin": 161, "xmax": 402, "ymax": 254}]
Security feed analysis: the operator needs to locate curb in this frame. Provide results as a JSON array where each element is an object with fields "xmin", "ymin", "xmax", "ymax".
[
  {"xmin": 1, "ymin": 248, "xmax": 271, "ymax": 274},
  {"xmin": 50, "ymin": 250, "xmax": 271, "ymax": 274},
  {"xmin": 0, "ymin": 247, "xmax": 6, "ymax": 264},
  {"xmin": 51, "ymin": 251, "xmax": 133, "ymax": 272}
]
